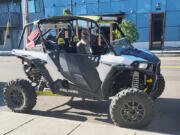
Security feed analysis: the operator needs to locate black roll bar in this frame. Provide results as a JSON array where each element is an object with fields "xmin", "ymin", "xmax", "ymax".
[
  {"xmin": 18, "ymin": 23, "xmax": 33, "ymax": 49},
  {"xmin": 94, "ymin": 22, "xmax": 117, "ymax": 56}
]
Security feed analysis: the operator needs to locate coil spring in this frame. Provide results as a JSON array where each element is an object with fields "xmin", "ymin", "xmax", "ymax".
[{"xmin": 132, "ymin": 71, "xmax": 139, "ymax": 89}]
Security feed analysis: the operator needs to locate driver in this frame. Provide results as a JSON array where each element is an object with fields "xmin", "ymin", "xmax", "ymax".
[{"xmin": 77, "ymin": 29, "xmax": 92, "ymax": 54}]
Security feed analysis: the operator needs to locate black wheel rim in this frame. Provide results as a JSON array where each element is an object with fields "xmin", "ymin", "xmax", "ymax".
[
  {"xmin": 10, "ymin": 89, "xmax": 24, "ymax": 108},
  {"xmin": 120, "ymin": 101, "xmax": 145, "ymax": 123}
]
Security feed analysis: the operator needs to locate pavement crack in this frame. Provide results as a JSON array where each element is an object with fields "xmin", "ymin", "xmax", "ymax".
[
  {"xmin": 67, "ymin": 123, "xmax": 81, "ymax": 135},
  {"xmin": 3, "ymin": 118, "xmax": 36, "ymax": 135}
]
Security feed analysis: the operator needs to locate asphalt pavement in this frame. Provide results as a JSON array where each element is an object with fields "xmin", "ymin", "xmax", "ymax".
[
  {"xmin": 0, "ymin": 56, "xmax": 180, "ymax": 135},
  {"xmin": 0, "ymin": 83, "xmax": 5, "ymax": 107}
]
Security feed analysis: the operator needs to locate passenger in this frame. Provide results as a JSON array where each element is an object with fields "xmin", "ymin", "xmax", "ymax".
[{"xmin": 77, "ymin": 29, "xmax": 92, "ymax": 54}]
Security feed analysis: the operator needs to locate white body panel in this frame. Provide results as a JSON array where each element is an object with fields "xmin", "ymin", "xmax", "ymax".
[
  {"xmin": 100, "ymin": 54, "xmax": 147, "ymax": 66},
  {"xmin": 12, "ymin": 49, "xmax": 148, "ymax": 86},
  {"xmin": 96, "ymin": 64, "xmax": 111, "ymax": 82},
  {"xmin": 12, "ymin": 50, "xmax": 65, "ymax": 81},
  {"xmin": 97, "ymin": 54, "xmax": 147, "ymax": 82}
]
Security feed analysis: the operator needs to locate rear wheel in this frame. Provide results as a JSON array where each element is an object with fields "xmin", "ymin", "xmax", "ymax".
[
  {"xmin": 3, "ymin": 79, "xmax": 37, "ymax": 113},
  {"xmin": 150, "ymin": 74, "xmax": 165, "ymax": 99},
  {"xmin": 110, "ymin": 88, "xmax": 153, "ymax": 129}
]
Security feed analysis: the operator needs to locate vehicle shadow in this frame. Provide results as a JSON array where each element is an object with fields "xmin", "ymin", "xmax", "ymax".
[
  {"xmin": 31, "ymin": 97, "xmax": 180, "ymax": 134},
  {"xmin": 31, "ymin": 97, "xmax": 111, "ymax": 123},
  {"xmin": 67, "ymin": 99, "xmax": 112, "ymax": 123},
  {"xmin": 0, "ymin": 82, "xmax": 6, "ymax": 107}
]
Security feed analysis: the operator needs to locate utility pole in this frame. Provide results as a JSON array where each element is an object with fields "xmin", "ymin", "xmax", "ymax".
[
  {"xmin": 24, "ymin": 0, "xmax": 29, "ymax": 42},
  {"xmin": 70, "ymin": 0, "xmax": 73, "ymax": 15}
]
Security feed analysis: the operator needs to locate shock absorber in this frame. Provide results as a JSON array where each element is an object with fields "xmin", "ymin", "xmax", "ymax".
[{"xmin": 132, "ymin": 71, "xmax": 139, "ymax": 89}]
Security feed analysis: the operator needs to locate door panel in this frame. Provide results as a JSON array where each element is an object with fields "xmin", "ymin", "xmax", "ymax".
[
  {"xmin": 59, "ymin": 53, "xmax": 102, "ymax": 92},
  {"xmin": 57, "ymin": 53, "xmax": 74, "ymax": 84}
]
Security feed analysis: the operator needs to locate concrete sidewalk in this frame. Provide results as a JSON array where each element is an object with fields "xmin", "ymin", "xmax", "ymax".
[{"xmin": 0, "ymin": 111, "xmax": 164, "ymax": 135}]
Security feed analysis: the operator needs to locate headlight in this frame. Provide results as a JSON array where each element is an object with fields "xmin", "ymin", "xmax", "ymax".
[{"xmin": 138, "ymin": 63, "xmax": 148, "ymax": 69}]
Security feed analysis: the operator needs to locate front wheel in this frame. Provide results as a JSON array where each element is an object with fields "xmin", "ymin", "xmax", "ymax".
[
  {"xmin": 110, "ymin": 88, "xmax": 153, "ymax": 129},
  {"xmin": 150, "ymin": 74, "xmax": 165, "ymax": 100}
]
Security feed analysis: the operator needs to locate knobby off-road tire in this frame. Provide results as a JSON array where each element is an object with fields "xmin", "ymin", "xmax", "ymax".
[
  {"xmin": 3, "ymin": 79, "xmax": 37, "ymax": 113},
  {"xmin": 110, "ymin": 88, "xmax": 153, "ymax": 129},
  {"xmin": 150, "ymin": 74, "xmax": 165, "ymax": 100}
]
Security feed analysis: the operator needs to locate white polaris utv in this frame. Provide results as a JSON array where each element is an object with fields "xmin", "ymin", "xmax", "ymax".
[{"xmin": 3, "ymin": 16, "xmax": 165, "ymax": 128}]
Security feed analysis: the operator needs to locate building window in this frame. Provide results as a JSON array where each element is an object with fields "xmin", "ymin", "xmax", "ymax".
[
  {"xmin": 0, "ymin": 30, "xmax": 4, "ymax": 45},
  {"xmin": 0, "ymin": 2, "xmax": 21, "ymax": 13},
  {"xmin": 0, "ymin": 3, "xmax": 8, "ymax": 13},
  {"xmin": 28, "ymin": 0, "xmax": 40, "ymax": 13},
  {"xmin": 9, "ymin": 2, "xmax": 21, "ymax": 13}
]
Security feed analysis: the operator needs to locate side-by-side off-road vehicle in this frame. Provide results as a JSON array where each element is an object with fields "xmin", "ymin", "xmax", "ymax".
[{"xmin": 3, "ymin": 16, "xmax": 165, "ymax": 128}]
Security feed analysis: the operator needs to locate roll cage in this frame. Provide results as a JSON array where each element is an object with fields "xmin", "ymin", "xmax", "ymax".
[{"xmin": 18, "ymin": 16, "xmax": 126, "ymax": 56}]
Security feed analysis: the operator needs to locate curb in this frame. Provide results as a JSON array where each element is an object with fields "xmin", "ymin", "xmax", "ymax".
[
  {"xmin": 0, "ymin": 52, "xmax": 13, "ymax": 56},
  {"xmin": 151, "ymin": 50, "xmax": 180, "ymax": 53},
  {"xmin": 149, "ymin": 50, "xmax": 180, "ymax": 57},
  {"xmin": 154, "ymin": 53, "xmax": 180, "ymax": 57}
]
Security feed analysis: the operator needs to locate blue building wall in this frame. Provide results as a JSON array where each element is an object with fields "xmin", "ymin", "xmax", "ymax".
[
  {"xmin": 43, "ymin": 0, "xmax": 180, "ymax": 47},
  {"xmin": 28, "ymin": 0, "xmax": 45, "ymax": 22},
  {"xmin": 0, "ymin": 0, "xmax": 22, "ymax": 50}
]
